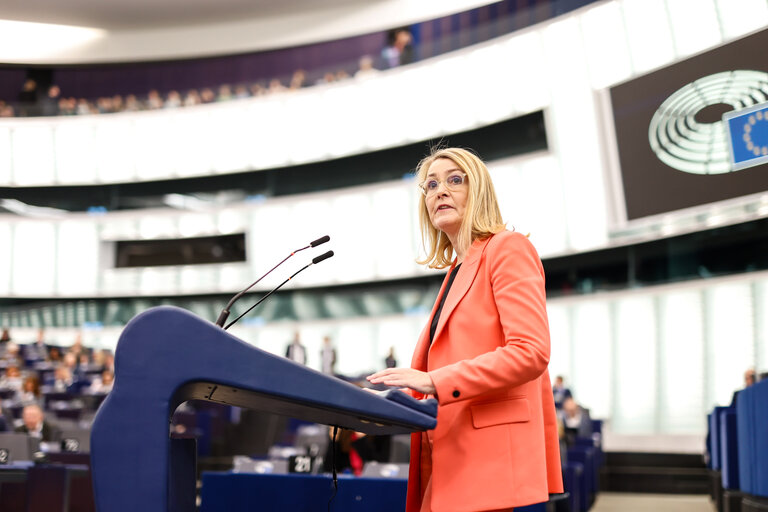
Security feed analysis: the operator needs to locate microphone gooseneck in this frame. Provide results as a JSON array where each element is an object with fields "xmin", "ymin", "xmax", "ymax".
[
  {"xmin": 215, "ymin": 236, "xmax": 330, "ymax": 327},
  {"xmin": 223, "ymin": 250, "xmax": 335, "ymax": 330}
]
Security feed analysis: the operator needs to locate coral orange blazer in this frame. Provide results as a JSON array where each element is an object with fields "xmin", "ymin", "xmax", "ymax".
[{"xmin": 407, "ymin": 231, "xmax": 563, "ymax": 512}]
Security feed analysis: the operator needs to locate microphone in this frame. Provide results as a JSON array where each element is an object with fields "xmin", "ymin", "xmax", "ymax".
[
  {"xmin": 224, "ymin": 250, "xmax": 334, "ymax": 330},
  {"xmin": 215, "ymin": 236, "xmax": 330, "ymax": 327},
  {"xmin": 310, "ymin": 235, "xmax": 330, "ymax": 247}
]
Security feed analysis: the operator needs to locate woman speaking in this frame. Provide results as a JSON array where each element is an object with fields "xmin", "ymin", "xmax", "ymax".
[{"xmin": 368, "ymin": 148, "xmax": 563, "ymax": 512}]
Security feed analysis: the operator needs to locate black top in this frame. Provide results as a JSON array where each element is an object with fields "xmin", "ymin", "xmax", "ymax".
[{"xmin": 429, "ymin": 264, "xmax": 462, "ymax": 344}]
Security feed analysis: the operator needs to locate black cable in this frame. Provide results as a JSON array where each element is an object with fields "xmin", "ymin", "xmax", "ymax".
[
  {"xmin": 328, "ymin": 425, "xmax": 339, "ymax": 512},
  {"xmin": 224, "ymin": 264, "xmax": 309, "ymax": 330}
]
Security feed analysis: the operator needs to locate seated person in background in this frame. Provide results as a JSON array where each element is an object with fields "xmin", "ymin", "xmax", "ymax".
[
  {"xmin": 731, "ymin": 367, "xmax": 758, "ymax": 405},
  {"xmin": 91, "ymin": 349, "xmax": 107, "ymax": 372},
  {"xmin": 52, "ymin": 366, "xmax": 75, "ymax": 392},
  {"xmin": 88, "ymin": 370, "xmax": 114, "ymax": 394},
  {"xmin": 15, "ymin": 404, "xmax": 61, "ymax": 442},
  {"xmin": 1, "ymin": 342, "xmax": 23, "ymax": 367},
  {"xmin": 19, "ymin": 375, "xmax": 41, "ymax": 404},
  {"xmin": 0, "ymin": 366, "xmax": 23, "ymax": 394},
  {"xmin": 552, "ymin": 375, "xmax": 572, "ymax": 409},
  {"xmin": 76, "ymin": 352, "xmax": 96, "ymax": 376},
  {"xmin": 62, "ymin": 352, "xmax": 89, "ymax": 388},
  {"xmin": 744, "ymin": 368, "xmax": 756, "ymax": 387},
  {"xmin": 68, "ymin": 333, "xmax": 90, "ymax": 359},
  {"xmin": 47, "ymin": 346, "xmax": 63, "ymax": 363},
  {"xmin": 559, "ymin": 397, "xmax": 592, "ymax": 446}
]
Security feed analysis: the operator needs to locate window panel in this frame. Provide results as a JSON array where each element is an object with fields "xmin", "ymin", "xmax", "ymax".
[
  {"xmin": 666, "ymin": 0, "xmax": 722, "ymax": 58},
  {"xmin": 0, "ymin": 127, "xmax": 12, "ymax": 185},
  {"xmin": 613, "ymin": 296, "xmax": 657, "ymax": 433},
  {"xmin": 54, "ymin": 121, "xmax": 98, "ymax": 184},
  {"xmin": 11, "ymin": 125, "xmax": 55, "ymax": 186},
  {"xmin": 12, "ymin": 221, "xmax": 56, "ymax": 295},
  {"xmin": 658, "ymin": 290, "xmax": 705, "ymax": 433},
  {"xmin": 580, "ymin": 1, "xmax": 632, "ymax": 89},
  {"xmin": 0, "ymin": 222, "xmax": 11, "ymax": 294},
  {"xmin": 706, "ymin": 283, "xmax": 754, "ymax": 407},
  {"xmin": 57, "ymin": 221, "xmax": 98, "ymax": 295},
  {"xmin": 620, "ymin": 0, "xmax": 675, "ymax": 74},
  {"xmin": 716, "ymin": 0, "xmax": 768, "ymax": 40},
  {"xmin": 571, "ymin": 301, "xmax": 612, "ymax": 419},
  {"xmin": 546, "ymin": 303, "xmax": 571, "ymax": 385}
]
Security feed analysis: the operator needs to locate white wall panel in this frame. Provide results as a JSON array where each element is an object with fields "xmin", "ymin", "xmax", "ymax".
[
  {"xmin": 372, "ymin": 185, "xmax": 421, "ymax": 278},
  {"xmin": 666, "ymin": 0, "xmax": 722, "ymax": 58},
  {"xmin": 658, "ymin": 290, "xmax": 705, "ymax": 433},
  {"xmin": 716, "ymin": 0, "xmax": 768, "ymax": 40},
  {"xmin": 54, "ymin": 121, "xmax": 98, "ymax": 184},
  {"xmin": 290, "ymin": 198, "xmax": 335, "ymax": 287},
  {"xmin": 172, "ymin": 109, "xmax": 214, "ymax": 177},
  {"xmin": 620, "ymin": 0, "xmax": 676, "ymax": 74},
  {"xmin": 328, "ymin": 193, "xmax": 375, "ymax": 283},
  {"xmin": 11, "ymin": 125, "xmax": 55, "ymax": 186},
  {"xmin": 580, "ymin": 1, "xmax": 632, "ymax": 89},
  {"xmin": 613, "ymin": 296, "xmax": 656, "ymax": 433},
  {"xmin": 504, "ymin": 31, "xmax": 550, "ymax": 114},
  {"xmin": 542, "ymin": 18, "xmax": 608, "ymax": 251},
  {"xmin": 12, "ymin": 221, "xmax": 56, "ymax": 295},
  {"xmin": 0, "ymin": 222, "xmax": 11, "ymax": 294},
  {"xmin": 134, "ymin": 115, "xmax": 177, "ymax": 180},
  {"xmin": 705, "ymin": 283, "xmax": 755, "ymax": 407},
  {"xmin": 0, "ymin": 127, "xmax": 14, "ymax": 185},
  {"xmin": 56, "ymin": 221, "xmax": 99, "ymax": 295},
  {"xmin": 335, "ymin": 321, "xmax": 377, "ymax": 375},
  {"xmin": 94, "ymin": 118, "xmax": 136, "ymax": 183},
  {"xmin": 546, "ymin": 303, "xmax": 571, "ymax": 384},
  {"xmin": 249, "ymin": 203, "xmax": 294, "ymax": 290},
  {"xmin": 571, "ymin": 301, "xmax": 612, "ymax": 419}
]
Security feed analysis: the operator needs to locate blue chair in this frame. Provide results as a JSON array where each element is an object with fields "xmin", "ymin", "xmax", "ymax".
[
  {"xmin": 563, "ymin": 461, "xmax": 584, "ymax": 512},
  {"xmin": 719, "ymin": 409, "xmax": 739, "ymax": 490},
  {"xmin": 754, "ymin": 381, "xmax": 768, "ymax": 497},
  {"xmin": 574, "ymin": 436, "xmax": 603, "ymax": 470},
  {"xmin": 568, "ymin": 445, "xmax": 597, "ymax": 501},
  {"xmin": 710, "ymin": 406, "xmax": 732, "ymax": 471}
]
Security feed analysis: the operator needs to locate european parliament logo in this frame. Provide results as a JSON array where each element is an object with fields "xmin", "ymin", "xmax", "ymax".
[
  {"xmin": 724, "ymin": 101, "xmax": 768, "ymax": 172},
  {"xmin": 649, "ymin": 70, "xmax": 768, "ymax": 175}
]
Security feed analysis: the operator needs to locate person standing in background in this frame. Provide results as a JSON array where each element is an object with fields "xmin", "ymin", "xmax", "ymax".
[
  {"xmin": 320, "ymin": 336, "xmax": 336, "ymax": 375},
  {"xmin": 285, "ymin": 331, "xmax": 307, "ymax": 365}
]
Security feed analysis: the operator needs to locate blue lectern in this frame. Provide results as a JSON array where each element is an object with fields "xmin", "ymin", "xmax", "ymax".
[{"xmin": 90, "ymin": 306, "xmax": 437, "ymax": 512}]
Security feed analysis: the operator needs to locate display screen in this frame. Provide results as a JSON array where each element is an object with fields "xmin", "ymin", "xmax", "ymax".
[{"xmin": 610, "ymin": 28, "xmax": 768, "ymax": 220}]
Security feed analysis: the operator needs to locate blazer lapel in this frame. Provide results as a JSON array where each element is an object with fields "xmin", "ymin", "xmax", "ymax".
[
  {"xmin": 411, "ymin": 269, "xmax": 453, "ymax": 371},
  {"xmin": 429, "ymin": 237, "xmax": 492, "ymax": 352}
]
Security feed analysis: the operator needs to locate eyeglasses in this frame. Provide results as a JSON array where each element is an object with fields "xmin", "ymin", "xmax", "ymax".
[{"xmin": 418, "ymin": 172, "xmax": 467, "ymax": 196}]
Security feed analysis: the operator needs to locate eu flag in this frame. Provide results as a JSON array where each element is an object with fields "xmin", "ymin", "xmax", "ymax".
[{"xmin": 724, "ymin": 102, "xmax": 768, "ymax": 171}]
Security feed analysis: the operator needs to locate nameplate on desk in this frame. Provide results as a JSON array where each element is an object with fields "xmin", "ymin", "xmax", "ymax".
[
  {"xmin": 288, "ymin": 455, "xmax": 319, "ymax": 474},
  {"xmin": 0, "ymin": 448, "xmax": 9, "ymax": 464},
  {"xmin": 62, "ymin": 438, "xmax": 81, "ymax": 453}
]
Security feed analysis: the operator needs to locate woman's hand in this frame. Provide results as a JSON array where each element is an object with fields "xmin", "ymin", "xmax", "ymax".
[{"xmin": 366, "ymin": 368, "xmax": 436, "ymax": 395}]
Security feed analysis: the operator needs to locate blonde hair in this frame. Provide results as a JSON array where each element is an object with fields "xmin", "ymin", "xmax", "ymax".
[{"xmin": 415, "ymin": 147, "xmax": 506, "ymax": 269}]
